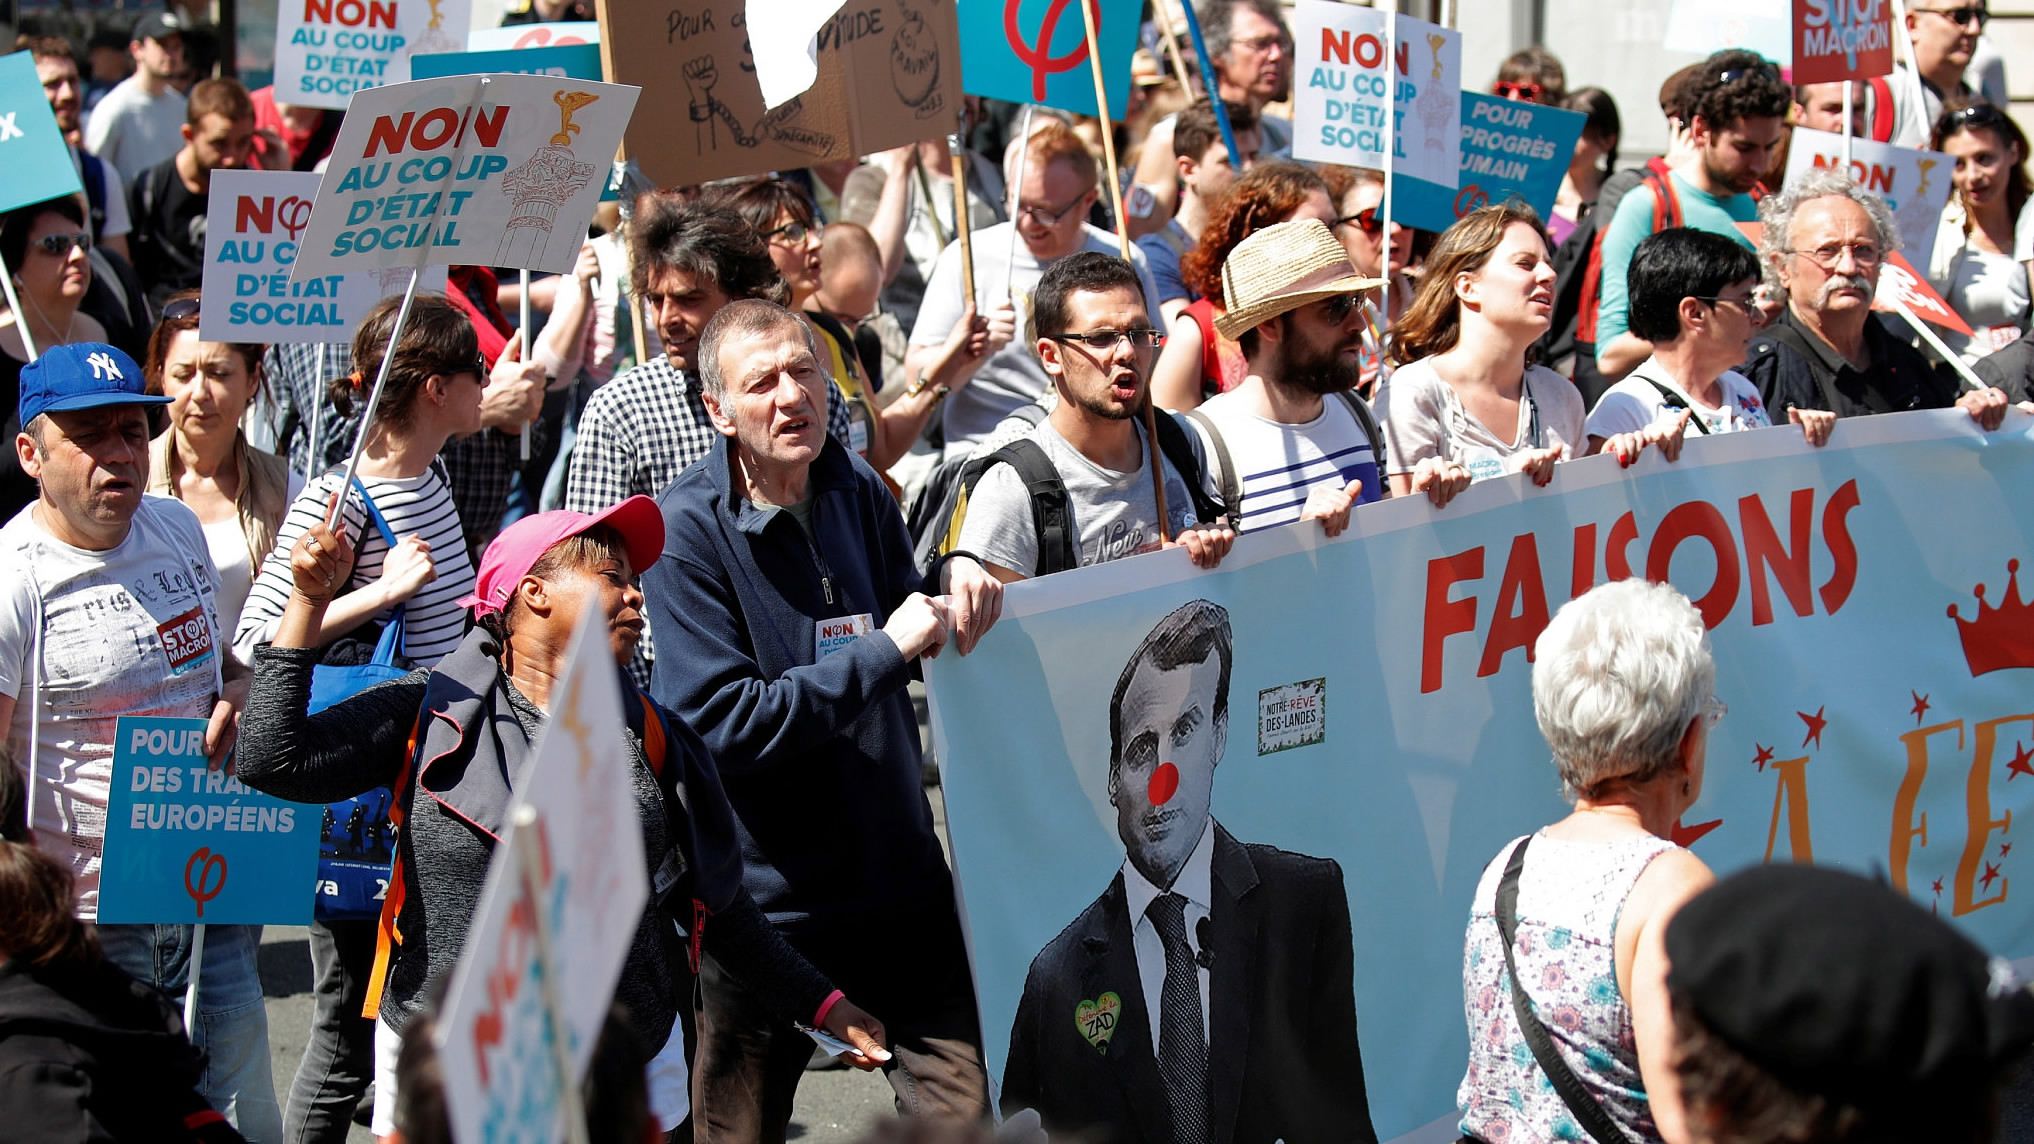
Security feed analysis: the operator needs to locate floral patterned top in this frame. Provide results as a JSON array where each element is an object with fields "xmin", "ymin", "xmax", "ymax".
[{"xmin": 1456, "ymin": 830, "xmax": 1679, "ymax": 1143}]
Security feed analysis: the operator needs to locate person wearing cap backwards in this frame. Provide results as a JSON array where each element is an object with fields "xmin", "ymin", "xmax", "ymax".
[
  {"xmin": 1456, "ymin": 577, "xmax": 1719, "ymax": 1144},
  {"xmin": 645, "ymin": 299, "xmax": 1005, "ymax": 1135},
  {"xmin": 0, "ymin": 341, "xmax": 280, "ymax": 1138},
  {"xmin": 1187, "ymin": 218, "xmax": 1390, "ymax": 538},
  {"xmin": 1666, "ymin": 864, "xmax": 2034, "ymax": 1143},
  {"xmin": 84, "ymin": 10, "xmax": 190, "ymax": 185},
  {"xmin": 235, "ymin": 496, "xmax": 892, "ymax": 1139}
]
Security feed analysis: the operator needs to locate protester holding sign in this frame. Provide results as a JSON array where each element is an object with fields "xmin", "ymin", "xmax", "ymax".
[
  {"xmin": 143, "ymin": 291, "xmax": 300, "ymax": 648},
  {"xmin": 0, "ymin": 198, "xmax": 109, "ymax": 522},
  {"xmin": 240, "ymin": 493, "xmax": 891, "ymax": 1136},
  {"xmin": 0, "ymin": 341, "xmax": 277, "ymax": 1138},
  {"xmin": 1926, "ymin": 101, "xmax": 2032, "ymax": 364}
]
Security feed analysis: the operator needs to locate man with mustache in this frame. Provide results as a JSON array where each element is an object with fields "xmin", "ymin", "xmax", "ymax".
[
  {"xmin": 1185, "ymin": 220, "xmax": 1387, "ymax": 538},
  {"xmin": 951, "ymin": 252, "xmax": 1232, "ymax": 580},
  {"xmin": 1744, "ymin": 170, "xmax": 2011, "ymax": 426}
]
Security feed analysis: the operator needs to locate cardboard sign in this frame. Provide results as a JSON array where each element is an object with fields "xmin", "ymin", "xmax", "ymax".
[
  {"xmin": 1292, "ymin": 3, "xmax": 1461, "ymax": 189},
  {"xmin": 292, "ymin": 74, "xmax": 638, "ymax": 278},
  {"xmin": 97, "ymin": 716, "xmax": 320, "ymax": 925},
  {"xmin": 1784, "ymin": 127, "xmax": 1953, "ymax": 269},
  {"xmin": 959, "ymin": 0, "xmax": 1141, "ymax": 119},
  {"xmin": 596, "ymin": 0, "xmax": 962, "ymax": 187},
  {"xmin": 468, "ymin": 20, "xmax": 598, "ymax": 51},
  {"xmin": 0, "ymin": 51, "xmax": 83, "ymax": 216},
  {"xmin": 1395, "ymin": 92, "xmax": 1585, "ymax": 235},
  {"xmin": 273, "ymin": 0, "xmax": 476, "ymax": 111},
  {"xmin": 1793, "ymin": 0, "xmax": 1894, "ymax": 84},
  {"xmin": 437, "ymin": 598, "xmax": 650, "ymax": 1144},
  {"xmin": 1664, "ymin": 0, "xmax": 1792, "ymax": 66},
  {"xmin": 410, "ymin": 43, "xmax": 604, "ymax": 81},
  {"xmin": 201, "ymin": 170, "xmax": 449, "ymax": 343}
]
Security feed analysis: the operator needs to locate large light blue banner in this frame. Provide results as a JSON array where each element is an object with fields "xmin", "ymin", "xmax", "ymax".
[{"xmin": 927, "ymin": 410, "xmax": 2034, "ymax": 1142}]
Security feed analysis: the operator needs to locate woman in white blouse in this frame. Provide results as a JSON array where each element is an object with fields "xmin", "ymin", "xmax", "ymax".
[
  {"xmin": 1929, "ymin": 102, "xmax": 2030, "ymax": 364},
  {"xmin": 144, "ymin": 290, "xmax": 300, "ymax": 656}
]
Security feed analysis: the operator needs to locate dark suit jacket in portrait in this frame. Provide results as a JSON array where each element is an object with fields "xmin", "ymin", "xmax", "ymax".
[{"xmin": 1001, "ymin": 823, "xmax": 1377, "ymax": 1143}]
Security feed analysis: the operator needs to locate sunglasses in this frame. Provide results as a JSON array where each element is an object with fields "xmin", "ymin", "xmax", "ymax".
[
  {"xmin": 1716, "ymin": 62, "xmax": 1782, "ymax": 87},
  {"xmin": 1949, "ymin": 102, "xmax": 2009, "ymax": 129},
  {"xmin": 34, "ymin": 231, "xmax": 91, "ymax": 257},
  {"xmin": 161, "ymin": 297, "xmax": 200, "ymax": 322},
  {"xmin": 1492, "ymin": 80, "xmax": 1544, "ymax": 102},
  {"xmin": 1332, "ymin": 208, "xmax": 1384, "ymax": 237},
  {"xmin": 1917, "ymin": 4, "xmax": 1988, "ymax": 27}
]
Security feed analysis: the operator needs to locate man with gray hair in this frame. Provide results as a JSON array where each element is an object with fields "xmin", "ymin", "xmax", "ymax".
[
  {"xmin": 1744, "ymin": 170, "xmax": 2010, "ymax": 427},
  {"xmin": 645, "ymin": 298, "xmax": 1006, "ymax": 1136}
]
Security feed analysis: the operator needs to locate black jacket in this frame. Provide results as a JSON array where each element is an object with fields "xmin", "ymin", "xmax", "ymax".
[
  {"xmin": 1971, "ymin": 331, "xmax": 2034, "ymax": 403},
  {"xmin": 1744, "ymin": 306, "xmax": 1958, "ymax": 417},
  {"xmin": 0, "ymin": 958, "xmax": 244, "ymax": 1142},
  {"xmin": 1001, "ymin": 824, "xmax": 1377, "ymax": 1144}
]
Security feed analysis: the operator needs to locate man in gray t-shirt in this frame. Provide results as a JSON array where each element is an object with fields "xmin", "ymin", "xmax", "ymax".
[
  {"xmin": 954, "ymin": 252, "xmax": 1229, "ymax": 581},
  {"xmin": 908, "ymin": 123, "xmax": 1158, "ymax": 462}
]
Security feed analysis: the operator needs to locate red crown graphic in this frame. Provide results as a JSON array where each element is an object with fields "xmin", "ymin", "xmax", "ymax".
[{"xmin": 1948, "ymin": 559, "xmax": 2034, "ymax": 676}]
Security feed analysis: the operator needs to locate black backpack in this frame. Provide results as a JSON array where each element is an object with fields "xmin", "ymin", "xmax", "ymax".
[{"xmin": 920, "ymin": 411, "xmax": 1225, "ymax": 578}]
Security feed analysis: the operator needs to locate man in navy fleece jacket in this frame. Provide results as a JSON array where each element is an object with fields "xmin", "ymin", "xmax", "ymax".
[{"xmin": 644, "ymin": 299, "xmax": 1005, "ymax": 1138}]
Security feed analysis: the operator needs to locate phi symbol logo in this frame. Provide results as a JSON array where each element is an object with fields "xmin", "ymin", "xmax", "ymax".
[
  {"xmin": 86, "ymin": 351, "xmax": 122, "ymax": 380},
  {"xmin": 0, "ymin": 111, "xmax": 21, "ymax": 142}
]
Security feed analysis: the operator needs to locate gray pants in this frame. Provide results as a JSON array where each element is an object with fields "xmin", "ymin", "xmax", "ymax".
[{"xmin": 282, "ymin": 917, "xmax": 377, "ymax": 1144}]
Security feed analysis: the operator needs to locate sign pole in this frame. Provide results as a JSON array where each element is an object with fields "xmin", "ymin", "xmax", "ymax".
[
  {"xmin": 1179, "ymin": 1, "xmax": 1244, "ymax": 171},
  {"xmin": 1004, "ymin": 105, "xmax": 1036, "ymax": 303},
  {"xmin": 0, "ymin": 252, "xmax": 40, "ymax": 360},
  {"xmin": 1842, "ymin": 80, "xmax": 1855, "ymax": 167},
  {"xmin": 948, "ymin": 133, "xmax": 978, "ymax": 310},
  {"xmin": 1152, "ymin": 2, "xmax": 1198, "ymax": 96},
  {"xmin": 183, "ymin": 922, "xmax": 207, "ymax": 1033},
  {"xmin": 1888, "ymin": 0, "xmax": 1934, "ymax": 143},
  {"xmin": 511, "ymin": 804, "xmax": 594, "ymax": 1144},
  {"xmin": 327, "ymin": 266, "xmax": 422, "ymax": 530},
  {"xmin": 1891, "ymin": 300, "xmax": 1990, "ymax": 392},
  {"xmin": 519, "ymin": 268, "xmax": 534, "ymax": 462},
  {"xmin": 306, "ymin": 342, "xmax": 326, "ymax": 489},
  {"xmin": 1378, "ymin": 0, "xmax": 1398, "ymax": 332}
]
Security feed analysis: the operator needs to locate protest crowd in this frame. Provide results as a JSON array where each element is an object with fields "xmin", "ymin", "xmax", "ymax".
[{"xmin": 7, "ymin": 1, "xmax": 2034, "ymax": 1143}]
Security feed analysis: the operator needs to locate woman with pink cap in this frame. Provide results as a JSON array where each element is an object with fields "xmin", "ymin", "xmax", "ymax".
[{"xmin": 236, "ymin": 497, "xmax": 890, "ymax": 1137}]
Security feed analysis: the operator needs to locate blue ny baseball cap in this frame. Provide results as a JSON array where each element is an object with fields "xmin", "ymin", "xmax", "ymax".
[{"xmin": 17, "ymin": 342, "xmax": 168, "ymax": 429}]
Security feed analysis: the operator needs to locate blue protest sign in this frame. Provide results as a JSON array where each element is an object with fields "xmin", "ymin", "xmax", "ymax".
[
  {"xmin": 409, "ymin": 43, "xmax": 604, "ymax": 81},
  {"xmin": 98, "ymin": 716, "xmax": 320, "ymax": 925},
  {"xmin": 960, "ymin": 0, "xmax": 1141, "ymax": 119},
  {"xmin": 0, "ymin": 51, "xmax": 83, "ymax": 216},
  {"xmin": 1394, "ymin": 92, "xmax": 1585, "ymax": 234}
]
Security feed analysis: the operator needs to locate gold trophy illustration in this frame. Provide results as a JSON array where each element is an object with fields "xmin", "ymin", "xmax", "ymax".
[{"xmin": 1417, "ymin": 32, "xmax": 1452, "ymax": 154}]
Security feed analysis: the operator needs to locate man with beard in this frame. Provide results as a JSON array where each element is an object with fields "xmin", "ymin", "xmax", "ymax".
[
  {"xmin": 953, "ymin": 253, "xmax": 1233, "ymax": 580},
  {"xmin": 1744, "ymin": 170, "xmax": 2012, "ymax": 427},
  {"xmin": 1185, "ymin": 220, "xmax": 1386, "ymax": 537},
  {"xmin": 1593, "ymin": 50, "xmax": 1790, "ymax": 381},
  {"xmin": 20, "ymin": 37, "xmax": 132, "ymax": 262}
]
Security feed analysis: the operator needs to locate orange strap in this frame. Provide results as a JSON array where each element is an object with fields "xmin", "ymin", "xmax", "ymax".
[{"xmin": 361, "ymin": 713, "xmax": 423, "ymax": 1019}]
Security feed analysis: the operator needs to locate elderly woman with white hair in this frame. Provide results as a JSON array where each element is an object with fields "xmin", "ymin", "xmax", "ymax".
[{"xmin": 1455, "ymin": 579, "xmax": 1720, "ymax": 1144}]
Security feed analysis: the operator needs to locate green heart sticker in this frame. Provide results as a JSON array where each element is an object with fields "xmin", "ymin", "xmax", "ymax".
[{"xmin": 1074, "ymin": 991, "xmax": 1122, "ymax": 1054}]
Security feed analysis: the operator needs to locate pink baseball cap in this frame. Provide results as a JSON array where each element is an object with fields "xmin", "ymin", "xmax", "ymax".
[{"xmin": 458, "ymin": 496, "xmax": 665, "ymax": 618}]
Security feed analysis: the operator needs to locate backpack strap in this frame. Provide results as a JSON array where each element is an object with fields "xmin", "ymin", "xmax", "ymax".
[
  {"xmin": 991, "ymin": 438, "xmax": 1077, "ymax": 576},
  {"xmin": 1332, "ymin": 389, "xmax": 1389, "ymax": 489},
  {"xmin": 80, "ymin": 152, "xmax": 108, "ymax": 240},
  {"xmin": 1495, "ymin": 836, "xmax": 1638, "ymax": 1144},
  {"xmin": 1182, "ymin": 408, "xmax": 1241, "ymax": 522},
  {"xmin": 362, "ymin": 707, "xmax": 425, "ymax": 1019},
  {"xmin": 1152, "ymin": 410, "xmax": 1226, "ymax": 527},
  {"xmin": 1644, "ymin": 169, "xmax": 1682, "ymax": 231}
]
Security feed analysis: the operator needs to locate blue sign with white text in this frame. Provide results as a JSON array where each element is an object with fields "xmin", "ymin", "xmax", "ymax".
[
  {"xmin": 960, "ymin": 0, "xmax": 1141, "ymax": 118},
  {"xmin": 1395, "ymin": 92, "xmax": 1585, "ymax": 234},
  {"xmin": 98, "ymin": 716, "xmax": 320, "ymax": 925},
  {"xmin": 0, "ymin": 50, "xmax": 83, "ymax": 217}
]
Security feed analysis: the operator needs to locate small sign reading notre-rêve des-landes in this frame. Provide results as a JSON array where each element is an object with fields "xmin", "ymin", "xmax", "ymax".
[{"xmin": 1258, "ymin": 678, "xmax": 1326, "ymax": 755}]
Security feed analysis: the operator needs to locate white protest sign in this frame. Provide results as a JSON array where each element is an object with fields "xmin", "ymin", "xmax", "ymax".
[
  {"xmin": 436, "ymin": 596, "xmax": 649, "ymax": 1144},
  {"xmin": 274, "ymin": 0, "xmax": 475, "ymax": 111},
  {"xmin": 1291, "ymin": 2, "xmax": 1460, "ymax": 188},
  {"xmin": 747, "ymin": 0, "xmax": 849, "ymax": 111},
  {"xmin": 1783, "ymin": 127, "xmax": 1952, "ymax": 269},
  {"xmin": 292, "ymin": 73, "xmax": 639, "ymax": 279},
  {"xmin": 467, "ymin": 20, "xmax": 597, "ymax": 51},
  {"xmin": 201, "ymin": 169, "xmax": 448, "ymax": 344}
]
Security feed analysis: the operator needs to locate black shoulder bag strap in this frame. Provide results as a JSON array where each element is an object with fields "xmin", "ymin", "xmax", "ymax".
[
  {"xmin": 1152, "ymin": 411, "xmax": 1227, "ymax": 527},
  {"xmin": 1633, "ymin": 370, "xmax": 1711, "ymax": 436},
  {"xmin": 990, "ymin": 439, "xmax": 1078, "ymax": 577},
  {"xmin": 1495, "ymin": 836, "xmax": 1637, "ymax": 1144},
  {"xmin": 1333, "ymin": 389, "xmax": 1390, "ymax": 482},
  {"xmin": 1181, "ymin": 408, "xmax": 1241, "ymax": 522}
]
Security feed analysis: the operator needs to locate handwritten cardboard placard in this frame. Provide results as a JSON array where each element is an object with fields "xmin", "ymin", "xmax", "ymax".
[
  {"xmin": 1783, "ymin": 127, "xmax": 1952, "ymax": 269},
  {"xmin": 959, "ymin": 0, "xmax": 1142, "ymax": 119},
  {"xmin": 1794, "ymin": 0, "xmax": 1893, "ymax": 84},
  {"xmin": 596, "ymin": 0, "xmax": 961, "ymax": 187},
  {"xmin": 98, "ymin": 717, "xmax": 320, "ymax": 925},
  {"xmin": 0, "ymin": 51, "xmax": 83, "ymax": 215},
  {"xmin": 1292, "ymin": 2, "xmax": 1461, "ymax": 189},
  {"xmin": 292, "ymin": 74, "xmax": 638, "ymax": 278},
  {"xmin": 201, "ymin": 169, "xmax": 449, "ymax": 343},
  {"xmin": 1395, "ymin": 93, "xmax": 1584, "ymax": 235},
  {"xmin": 273, "ymin": 0, "xmax": 475, "ymax": 111}
]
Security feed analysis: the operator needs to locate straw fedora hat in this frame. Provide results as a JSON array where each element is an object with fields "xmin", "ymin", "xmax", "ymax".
[{"xmin": 1213, "ymin": 219, "xmax": 1386, "ymax": 341}]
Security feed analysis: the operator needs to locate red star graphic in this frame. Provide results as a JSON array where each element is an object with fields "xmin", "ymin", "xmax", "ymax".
[
  {"xmin": 1981, "ymin": 861, "xmax": 2003, "ymax": 892},
  {"xmin": 1798, "ymin": 706, "xmax": 1828, "ymax": 750},
  {"xmin": 2002, "ymin": 842, "xmax": 2014, "ymax": 859},
  {"xmin": 2009, "ymin": 742, "xmax": 2034, "ymax": 781},
  {"xmin": 1671, "ymin": 817, "xmax": 1723, "ymax": 848},
  {"xmin": 1932, "ymin": 877, "xmax": 1945, "ymax": 896},
  {"xmin": 1752, "ymin": 743, "xmax": 1774, "ymax": 772},
  {"xmin": 1910, "ymin": 691, "xmax": 1931, "ymax": 723}
]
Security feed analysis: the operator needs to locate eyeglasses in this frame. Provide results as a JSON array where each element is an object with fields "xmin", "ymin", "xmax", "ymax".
[
  {"xmin": 1230, "ymin": 33, "xmax": 1286, "ymax": 54},
  {"xmin": 1690, "ymin": 293, "xmax": 1769, "ymax": 326},
  {"xmin": 1332, "ymin": 208, "xmax": 1384, "ymax": 237},
  {"xmin": 161, "ymin": 297, "xmax": 201, "ymax": 322},
  {"xmin": 1492, "ymin": 80, "xmax": 1544, "ymax": 102},
  {"xmin": 1785, "ymin": 241, "xmax": 1882, "ymax": 268},
  {"xmin": 1045, "ymin": 328, "xmax": 1165, "ymax": 352},
  {"xmin": 33, "ymin": 232, "xmax": 91, "ymax": 257},
  {"xmin": 1917, "ymin": 5, "xmax": 1988, "ymax": 27},
  {"xmin": 1016, "ymin": 192, "xmax": 1092, "ymax": 226},
  {"xmin": 764, "ymin": 219, "xmax": 821, "ymax": 245}
]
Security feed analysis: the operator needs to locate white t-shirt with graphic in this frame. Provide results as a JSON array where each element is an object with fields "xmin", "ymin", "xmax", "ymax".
[
  {"xmin": 1585, "ymin": 360, "xmax": 1773, "ymax": 439},
  {"xmin": 0, "ymin": 496, "xmax": 224, "ymax": 918}
]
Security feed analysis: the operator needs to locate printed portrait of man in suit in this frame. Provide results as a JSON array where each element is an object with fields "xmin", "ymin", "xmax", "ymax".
[{"xmin": 1001, "ymin": 598, "xmax": 1376, "ymax": 1143}]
